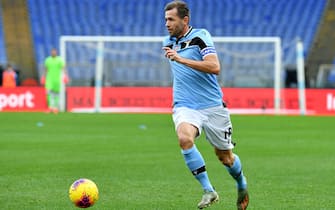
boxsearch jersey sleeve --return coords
[197,29,217,58]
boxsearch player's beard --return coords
[170,23,186,38]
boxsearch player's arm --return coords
[176,53,220,75]
[61,60,70,84]
[163,47,220,75]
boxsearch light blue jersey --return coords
[163,27,223,110]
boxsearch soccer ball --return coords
[69,178,99,208]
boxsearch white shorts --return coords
[172,106,235,150]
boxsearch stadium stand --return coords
[0,3,7,64]
[26,0,327,85]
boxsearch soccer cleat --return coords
[237,189,249,210]
[197,190,219,209]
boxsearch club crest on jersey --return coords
[180,40,191,49]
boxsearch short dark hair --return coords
[164,0,190,19]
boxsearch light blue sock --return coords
[182,145,214,192]
[225,154,247,190]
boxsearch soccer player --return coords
[43,48,66,113]
[163,1,249,209]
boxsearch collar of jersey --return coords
[169,26,193,43]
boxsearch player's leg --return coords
[177,123,218,209]
[215,149,249,210]
[52,91,60,113]
[47,90,55,110]
[178,122,215,192]
[202,106,248,209]
[53,91,60,113]
[215,149,247,190]
[173,107,218,209]
[45,82,52,112]
[45,81,59,113]
[46,90,52,111]
[50,82,61,113]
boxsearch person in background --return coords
[42,48,67,113]
[2,64,17,88]
[163,1,249,209]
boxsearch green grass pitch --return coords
[0,113,334,209]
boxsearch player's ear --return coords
[183,16,189,25]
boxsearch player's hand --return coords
[162,47,179,61]
[63,74,70,84]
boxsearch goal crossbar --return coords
[59,36,282,113]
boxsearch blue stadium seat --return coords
[27,0,327,84]
[0,4,7,64]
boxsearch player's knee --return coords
[215,149,234,167]
[177,133,194,149]
[221,156,234,167]
[176,123,197,150]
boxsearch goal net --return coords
[59,36,283,113]
[316,64,335,88]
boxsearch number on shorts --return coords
[224,127,232,143]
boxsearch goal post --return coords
[212,36,282,114]
[60,36,286,114]
[296,39,306,115]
